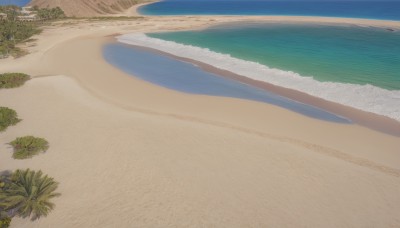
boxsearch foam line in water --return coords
[117,33,400,121]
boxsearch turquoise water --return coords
[148,24,400,90]
[117,23,400,120]
[139,0,400,21]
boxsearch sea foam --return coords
[117,33,400,122]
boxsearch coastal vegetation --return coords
[34,6,65,20]
[0,107,21,132]
[0,215,11,228]
[0,5,65,21]
[0,73,30,88]
[0,18,41,58]
[0,169,60,225]
[0,5,65,58]
[9,136,49,159]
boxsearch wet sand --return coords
[124,44,400,136]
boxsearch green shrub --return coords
[9,136,49,159]
[0,169,60,221]
[0,217,11,228]
[0,173,12,227]
[36,7,65,20]
[0,73,30,89]
[0,19,42,58]
[0,107,21,132]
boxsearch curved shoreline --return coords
[132,2,400,29]
[107,42,400,137]
[1,16,400,227]
[136,0,400,23]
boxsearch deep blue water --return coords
[0,0,30,6]
[103,43,350,123]
[139,0,400,21]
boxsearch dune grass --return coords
[9,136,49,160]
[0,107,21,132]
[0,73,30,89]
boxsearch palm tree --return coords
[0,169,61,221]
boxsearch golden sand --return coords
[1,16,400,227]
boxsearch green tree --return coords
[6,9,18,22]
[1,21,17,42]
[37,7,65,20]
[0,169,61,221]
[0,20,41,57]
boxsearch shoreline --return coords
[109,42,400,137]
[1,16,400,227]
[166,16,400,29]
[28,33,400,165]
[131,3,400,29]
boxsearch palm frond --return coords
[0,169,60,220]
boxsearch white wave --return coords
[117,33,400,121]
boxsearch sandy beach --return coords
[126,44,400,136]
[1,15,400,227]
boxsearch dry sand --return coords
[1,16,400,227]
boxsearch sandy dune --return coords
[29,0,153,17]
[1,16,400,227]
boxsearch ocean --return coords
[139,0,400,21]
[148,24,400,91]
[114,22,400,121]
[0,0,30,6]
[134,1,400,121]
